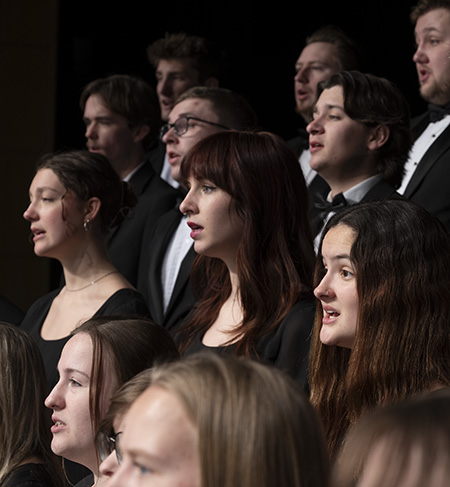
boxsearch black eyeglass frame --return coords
[97,431,123,463]
[160,116,230,140]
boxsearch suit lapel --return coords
[147,209,183,324]
[404,122,450,198]
[165,245,196,317]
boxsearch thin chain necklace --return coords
[64,270,119,292]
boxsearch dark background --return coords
[55,0,425,151]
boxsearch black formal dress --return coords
[181,298,316,389]
[20,288,149,392]
[3,464,55,487]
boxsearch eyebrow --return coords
[313,103,345,114]
[331,254,352,261]
[63,367,90,379]
[29,187,61,197]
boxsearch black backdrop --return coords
[55,0,425,151]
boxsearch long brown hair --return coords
[309,200,450,457]
[178,131,315,355]
[0,323,64,486]
[71,316,179,460]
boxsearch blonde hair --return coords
[150,353,330,487]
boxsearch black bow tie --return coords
[428,102,450,122]
[314,192,348,215]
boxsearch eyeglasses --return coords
[97,431,123,463]
[160,115,230,140]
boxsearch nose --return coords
[107,461,132,487]
[314,273,335,300]
[85,121,97,140]
[158,76,173,96]
[295,66,308,83]
[99,450,120,478]
[23,201,37,222]
[413,42,428,64]
[306,116,323,135]
[162,124,177,145]
[44,381,64,411]
[179,189,197,216]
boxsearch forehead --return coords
[157,58,199,76]
[84,94,122,119]
[124,385,197,458]
[322,224,356,257]
[415,8,450,36]
[316,85,344,107]
[58,333,93,372]
[169,97,217,122]
[297,41,340,67]
[30,168,64,191]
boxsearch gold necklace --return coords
[64,270,119,292]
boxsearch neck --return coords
[327,172,378,198]
[61,242,115,290]
[113,148,145,180]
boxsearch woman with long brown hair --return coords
[309,199,450,457]
[177,130,316,385]
[0,323,63,486]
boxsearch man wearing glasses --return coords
[137,86,257,332]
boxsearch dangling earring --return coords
[84,218,90,232]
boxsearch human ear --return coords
[204,77,219,88]
[132,124,150,144]
[367,125,390,151]
[84,197,102,222]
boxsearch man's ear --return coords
[133,124,151,144]
[204,77,219,88]
[367,125,390,151]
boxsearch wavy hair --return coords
[37,150,137,235]
[309,200,450,457]
[318,71,412,188]
[178,131,315,355]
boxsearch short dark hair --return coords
[80,74,161,149]
[410,0,450,23]
[318,70,412,188]
[37,150,137,234]
[305,25,360,71]
[175,86,258,130]
[146,32,223,82]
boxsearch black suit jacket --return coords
[147,139,166,177]
[107,160,180,287]
[403,112,450,233]
[137,206,196,332]
[361,179,404,202]
[312,179,403,240]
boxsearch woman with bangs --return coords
[177,130,316,386]
[309,199,450,459]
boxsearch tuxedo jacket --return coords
[107,160,180,287]
[137,206,197,332]
[147,139,166,177]
[311,179,403,239]
[403,111,450,233]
